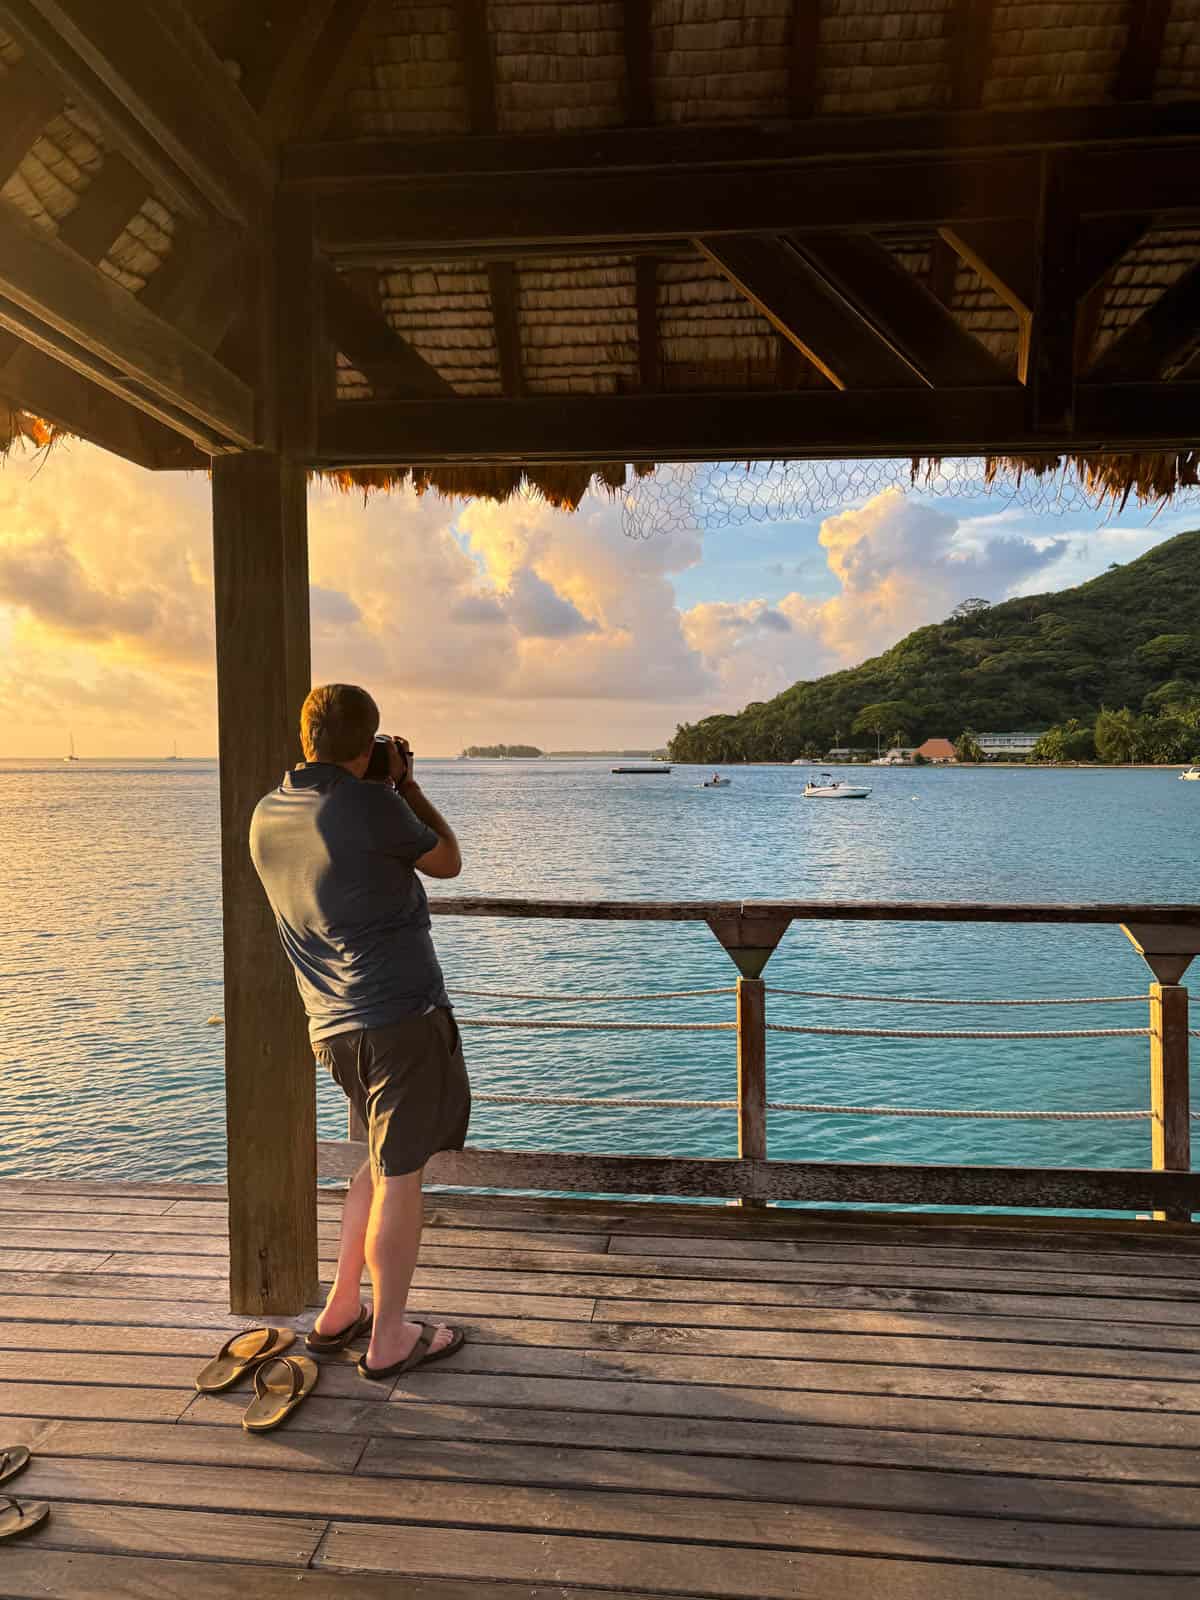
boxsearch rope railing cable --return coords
[764,987,1147,1006]
[764,1022,1148,1040]
[470,1092,1199,1119]
[450,986,735,1003]
[458,1016,735,1033]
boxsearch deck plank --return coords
[5,1313,1200,1380]
[192,1393,1200,1482]
[19,1456,1200,1572]
[313,1520,1200,1595]
[6,1179,1200,1597]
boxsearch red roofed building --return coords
[916,738,957,763]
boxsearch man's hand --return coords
[386,736,413,789]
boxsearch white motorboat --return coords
[702,776,732,787]
[1180,767,1200,781]
[803,773,871,799]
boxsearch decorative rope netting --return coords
[619,457,1200,540]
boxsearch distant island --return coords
[547,749,668,759]
[459,744,544,759]
[668,529,1200,766]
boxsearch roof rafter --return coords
[938,221,1035,380]
[455,0,497,134]
[0,54,61,182]
[1026,155,1078,431]
[0,0,271,225]
[948,0,996,109]
[623,0,653,125]
[1115,0,1170,101]
[697,236,924,390]
[789,0,821,116]
[487,261,524,398]
[0,202,255,448]
[635,255,660,391]
[1089,262,1200,382]
[315,382,1199,466]
[323,265,454,399]
[792,233,1008,387]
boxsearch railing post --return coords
[737,976,767,1207]
[1149,982,1191,1223]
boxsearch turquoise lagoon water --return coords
[1,756,1196,1189]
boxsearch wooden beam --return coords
[318,157,1037,262]
[788,0,821,116]
[0,57,61,182]
[939,220,1035,380]
[1089,262,1200,382]
[427,896,1200,925]
[285,0,374,140]
[455,0,497,134]
[1026,155,1077,429]
[948,0,995,109]
[0,0,271,224]
[212,452,315,1316]
[251,0,339,138]
[697,235,923,390]
[1115,0,1170,101]
[315,381,1199,466]
[635,255,659,391]
[0,350,207,468]
[1072,218,1148,374]
[793,233,1008,387]
[926,235,959,308]
[286,102,1200,190]
[622,0,653,126]
[0,203,255,445]
[487,261,524,398]
[323,265,454,399]
[318,1142,1200,1214]
[54,152,150,264]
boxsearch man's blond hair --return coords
[300,684,379,763]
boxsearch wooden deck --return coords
[2,1180,1200,1597]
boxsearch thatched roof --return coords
[0,3,1197,509]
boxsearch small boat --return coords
[702,776,732,788]
[64,733,80,763]
[1180,767,1200,781]
[803,772,871,799]
[612,765,671,774]
[166,741,180,761]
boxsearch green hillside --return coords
[668,528,1200,764]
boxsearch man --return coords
[250,682,468,1379]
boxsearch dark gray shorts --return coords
[315,1008,471,1178]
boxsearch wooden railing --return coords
[318,900,1198,1223]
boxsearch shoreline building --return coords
[976,732,1044,758]
[915,738,957,763]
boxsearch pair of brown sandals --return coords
[0,1445,47,1544]
[194,1308,463,1429]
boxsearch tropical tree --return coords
[954,730,986,763]
[1094,707,1142,764]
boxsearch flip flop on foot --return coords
[358,1323,465,1382]
[306,1304,372,1353]
[0,1497,48,1543]
[194,1326,296,1393]
[0,1448,29,1489]
[241,1355,319,1433]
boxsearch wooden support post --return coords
[213,452,316,1315]
[1149,983,1191,1223]
[736,976,767,1207]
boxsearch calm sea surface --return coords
[1,757,1196,1197]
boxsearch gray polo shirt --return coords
[250,762,449,1043]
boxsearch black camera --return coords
[365,734,410,783]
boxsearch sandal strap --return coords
[395,1323,437,1374]
[254,1355,305,1403]
[215,1326,273,1364]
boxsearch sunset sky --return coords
[1,438,1195,758]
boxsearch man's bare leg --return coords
[312,1160,372,1335]
[362,1168,454,1370]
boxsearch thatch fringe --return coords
[0,405,55,456]
[912,451,1200,512]
[318,460,632,510]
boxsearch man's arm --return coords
[401,780,462,878]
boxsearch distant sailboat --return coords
[166,741,180,761]
[64,733,80,762]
